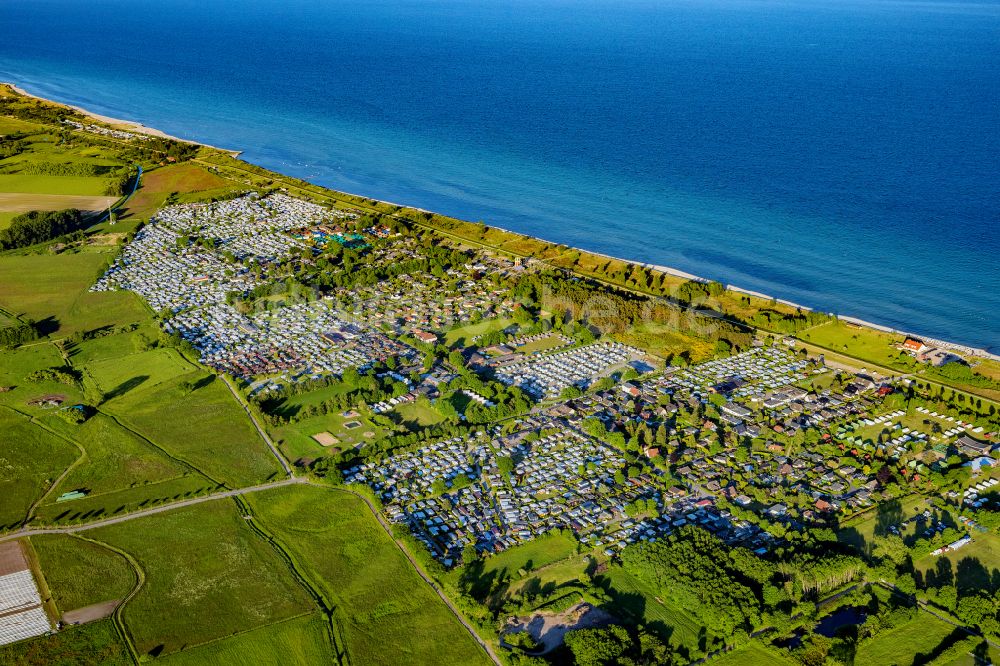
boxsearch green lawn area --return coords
[0,251,149,337]
[915,531,1000,589]
[89,499,315,657]
[36,412,206,510]
[444,317,513,347]
[248,484,492,666]
[105,375,283,487]
[159,612,333,665]
[837,494,930,555]
[799,320,905,367]
[517,334,567,354]
[602,565,704,653]
[272,410,386,461]
[0,407,79,529]
[0,619,131,666]
[85,348,195,398]
[481,530,580,578]
[31,534,136,614]
[709,640,799,666]
[0,174,110,196]
[854,611,958,666]
[394,399,445,428]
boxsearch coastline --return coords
[3,83,996,361]
[2,82,242,157]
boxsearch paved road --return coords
[0,477,305,543]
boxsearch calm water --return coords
[2,0,998,349]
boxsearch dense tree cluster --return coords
[0,208,85,250]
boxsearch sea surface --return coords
[2,0,998,349]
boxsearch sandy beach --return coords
[3,82,994,361]
[3,82,240,156]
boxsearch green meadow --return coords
[0,619,131,666]
[31,534,137,613]
[247,484,493,666]
[159,613,334,666]
[89,499,315,657]
[0,407,79,528]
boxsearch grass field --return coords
[159,612,334,665]
[0,174,110,196]
[518,334,567,354]
[86,348,195,397]
[837,494,930,555]
[444,317,513,347]
[39,411,204,502]
[709,640,799,666]
[393,399,445,428]
[481,530,580,578]
[0,407,79,529]
[602,565,704,653]
[33,475,212,525]
[0,619,131,666]
[247,484,493,666]
[914,531,1000,591]
[119,162,234,220]
[31,534,136,613]
[854,611,958,666]
[0,251,149,337]
[273,410,386,461]
[89,499,315,657]
[614,321,714,361]
[105,372,282,487]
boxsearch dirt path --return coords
[0,477,305,544]
[62,599,119,625]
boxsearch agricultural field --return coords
[118,162,234,221]
[0,174,110,196]
[32,412,207,515]
[247,484,493,666]
[89,499,315,658]
[159,612,334,666]
[31,534,136,614]
[105,376,283,487]
[0,407,79,528]
[0,251,149,337]
[0,192,117,215]
[853,611,959,666]
[0,619,131,666]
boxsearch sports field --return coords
[247,484,493,666]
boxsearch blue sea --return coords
[2,0,998,349]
